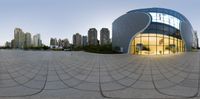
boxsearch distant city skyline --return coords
[12,28,42,48]
[0,0,199,46]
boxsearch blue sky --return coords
[0,0,199,46]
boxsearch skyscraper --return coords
[73,35,76,46]
[88,28,97,46]
[50,38,58,48]
[25,32,32,48]
[11,39,15,48]
[62,38,70,48]
[73,33,82,47]
[82,36,88,47]
[33,34,42,47]
[194,31,199,48]
[14,28,25,48]
[58,39,62,47]
[100,28,110,45]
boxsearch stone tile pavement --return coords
[0,50,199,99]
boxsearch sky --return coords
[0,0,199,46]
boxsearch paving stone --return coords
[0,50,199,99]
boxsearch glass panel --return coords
[174,38,178,53]
[164,45,170,54]
[157,34,163,38]
[135,33,141,38]
[157,45,163,55]
[149,12,180,29]
[130,46,135,54]
[149,34,157,37]
[135,37,140,45]
[141,34,149,37]
[149,36,157,45]
[170,36,174,45]
[149,46,157,55]
[141,37,148,46]
[164,37,169,45]
[131,39,135,46]
[164,35,169,38]
[149,29,157,33]
[157,37,164,55]
[130,32,184,55]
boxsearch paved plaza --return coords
[0,50,199,99]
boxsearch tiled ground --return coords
[0,50,199,99]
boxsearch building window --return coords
[149,12,181,29]
[130,22,184,55]
[131,33,185,55]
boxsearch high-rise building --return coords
[82,36,88,47]
[100,28,110,45]
[13,28,43,49]
[88,28,98,46]
[50,38,58,48]
[11,39,15,48]
[62,38,70,48]
[58,39,62,47]
[73,33,82,47]
[50,38,69,49]
[33,34,42,47]
[14,28,25,48]
[25,32,32,48]
[73,35,76,46]
[194,31,199,48]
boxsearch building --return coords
[82,36,88,47]
[24,32,32,48]
[11,39,15,48]
[14,28,25,48]
[58,39,62,48]
[50,38,58,48]
[62,38,70,48]
[73,35,76,46]
[88,28,98,46]
[73,33,82,47]
[50,38,70,49]
[13,28,43,49]
[194,31,199,48]
[100,28,110,45]
[33,34,42,47]
[112,7,198,55]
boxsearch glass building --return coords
[112,8,198,55]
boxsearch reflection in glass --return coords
[149,12,180,29]
[130,12,184,55]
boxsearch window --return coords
[130,33,184,55]
[149,12,180,29]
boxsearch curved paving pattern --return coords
[0,50,199,98]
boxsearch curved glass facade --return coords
[149,12,180,29]
[130,22,185,55]
[113,8,195,54]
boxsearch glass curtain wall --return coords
[130,12,185,55]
